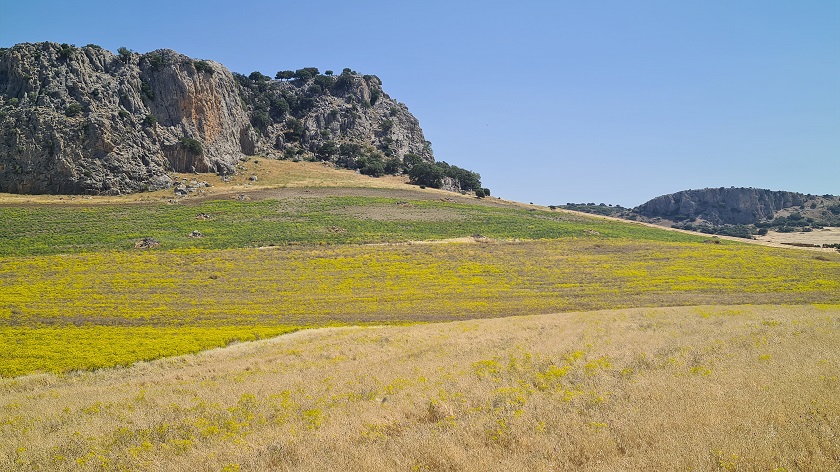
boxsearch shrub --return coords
[284,118,304,142]
[194,60,214,74]
[180,136,203,155]
[143,114,157,127]
[482,188,490,196]
[475,189,486,198]
[57,43,75,60]
[339,143,363,159]
[380,119,394,133]
[334,74,354,91]
[65,103,83,117]
[251,110,271,131]
[147,53,164,71]
[270,96,289,119]
[408,162,445,188]
[140,80,154,100]
[316,141,338,160]
[117,47,132,64]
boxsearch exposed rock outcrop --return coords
[0,42,434,195]
[634,187,823,225]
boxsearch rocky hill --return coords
[631,187,840,237]
[634,188,816,225]
[0,42,434,195]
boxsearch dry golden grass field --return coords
[2,305,838,471]
[1,160,839,470]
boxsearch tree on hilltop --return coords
[275,70,294,81]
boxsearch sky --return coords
[1,1,838,206]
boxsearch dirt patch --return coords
[755,227,840,247]
[329,203,465,222]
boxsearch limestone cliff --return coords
[0,42,433,195]
[634,187,833,225]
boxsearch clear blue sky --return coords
[2,1,838,206]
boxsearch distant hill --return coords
[629,187,840,238]
[633,188,833,224]
[0,42,443,195]
[555,188,840,240]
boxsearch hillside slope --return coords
[0,42,432,195]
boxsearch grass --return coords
[0,325,299,378]
[1,304,837,470]
[0,195,705,257]
[1,161,838,469]
[1,238,837,376]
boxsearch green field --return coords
[0,195,703,257]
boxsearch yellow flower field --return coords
[1,238,838,376]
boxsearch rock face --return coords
[0,43,434,195]
[634,188,811,225]
[232,70,433,167]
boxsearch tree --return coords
[249,71,270,82]
[402,153,424,170]
[384,157,402,174]
[408,162,444,188]
[325,70,334,76]
[294,67,319,81]
[357,156,385,177]
[284,118,304,142]
[316,141,338,160]
[339,143,363,159]
[251,110,271,131]
[475,189,485,198]
[269,96,290,120]
[275,70,294,81]
[314,74,336,91]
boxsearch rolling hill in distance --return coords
[0,42,838,471]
